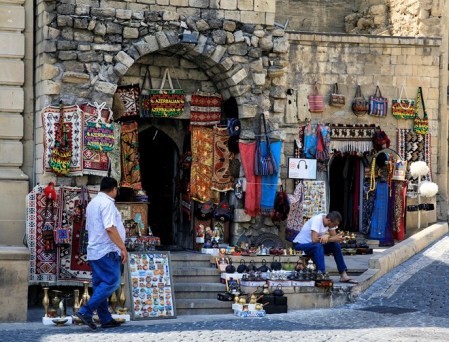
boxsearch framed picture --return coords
[287,158,317,180]
[127,251,176,320]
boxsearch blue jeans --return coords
[79,252,121,324]
[293,242,347,274]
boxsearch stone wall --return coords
[0,0,29,246]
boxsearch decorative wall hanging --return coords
[190,91,222,126]
[391,85,416,119]
[120,121,142,190]
[26,185,58,284]
[149,68,185,117]
[211,126,234,192]
[42,104,83,176]
[190,126,217,203]
[57,186,94,284]
[397,128,432,182]
[114,84,141,120]
[307,82,324,113]
[351,85,370,116]
[368,85,388,117]
[82,111,109,177]
[83,102,115,152]
[329,124,376,153]
[329,83,345,107]
[413,87,429,135]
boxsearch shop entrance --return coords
[139,127,181,248]
[328,153,365,232]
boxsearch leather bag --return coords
[352,85,369,116]
[329,83,345,107]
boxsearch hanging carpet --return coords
[190,92,222,126]
[120,121,142,190]
[81,110,109,176]
[57,186,94,284]
[211,126,234,192]
[26,185,58,284]
[329,124,376,153]
[190,126,217,203]
[397,129,432,182]
[42,105,83,176]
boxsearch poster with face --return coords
[127,252,176,320]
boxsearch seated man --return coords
[292,211,357,284]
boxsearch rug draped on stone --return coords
[81,111,109,176]
[42,105,83,176]
[120,121,142,190]
[211,126,234,192]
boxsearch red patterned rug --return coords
[57,187,94,284]
[26,185,58,284]
[211,126,234,192]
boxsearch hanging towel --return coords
[303,123,317,158]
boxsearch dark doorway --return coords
[139,127,179,246]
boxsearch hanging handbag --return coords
[114,83,141,120]
[149,67,185,117]
[49,101,72,176]
[271,185,290,222]
[214,199,234,222]
[329,83,345,107]
[368,85,388,117]
[392,84,416,119]
[307,82,324,113]
[139,66,153,119]
[254,113,277,176]
[414,87,429,135]
[351,85,370,116]
[195,200,216,220]
[84,102,115,152]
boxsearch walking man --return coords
[292,211,358,284]
[76,177,128,329]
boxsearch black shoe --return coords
[101,318,122,329]
[75,312,97,330]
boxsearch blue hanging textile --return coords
[303,123,317,158]
[369,181,388,240]
[260,140,283,214]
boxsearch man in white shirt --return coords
[76,177,128,329]
[292,211,357,283]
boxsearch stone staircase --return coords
[170,252,232,315]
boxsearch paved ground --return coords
[3,235,449,341]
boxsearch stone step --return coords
[175,298,233,316]
[174,282,226,299]
[172,266,220,284]
[170,252,216,268]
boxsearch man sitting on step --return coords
[292,211,358,284]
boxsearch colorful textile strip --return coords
[190,92,222,126]
[329,124,376,153]
[211,126,234,192]
[239,141,261,217]
[120,121,142,190]
[42,105,83,176]
[26,185,58,284]
[392,180,407,241]
[57,186,94,284]
[397,128,432,182]
[109,122,122,183]
[190,126,218,202]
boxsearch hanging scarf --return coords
[239,141,261,217]
[303,123,317,158]
[260,141,283,215]
[316,124,330,162]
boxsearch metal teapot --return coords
[262,284,270,295]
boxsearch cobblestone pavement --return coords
[2,235,449,342]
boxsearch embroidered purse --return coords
[329,83,345,107]
[254,113,277,176]
[351,85,369,116]
[392,85,416,119]
[84,102,115,152]
[149,67,185,117]
[414,87,429,135]
[307,82,325,113]
[368,85,388,117]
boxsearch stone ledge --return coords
[0,246,29,260]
